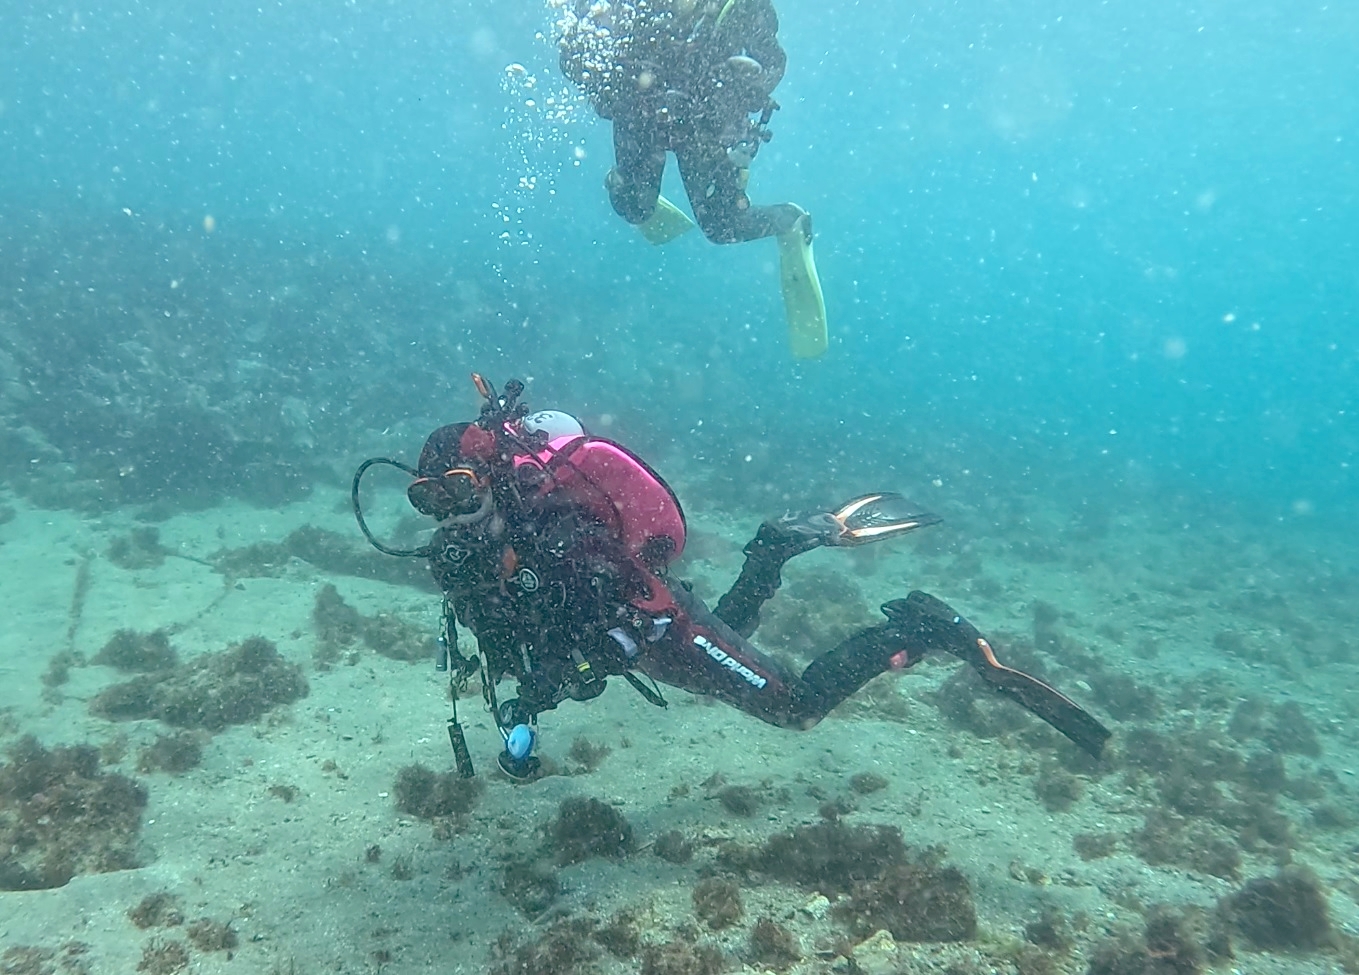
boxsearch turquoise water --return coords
[5,0,1355,519]
[2,1,1358,972]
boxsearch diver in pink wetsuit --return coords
[354,375,1109,779]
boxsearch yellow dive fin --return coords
[777,210,828,359]
[638,195,696,245]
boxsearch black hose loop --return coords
[352,457,432,558]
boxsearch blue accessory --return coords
[506,724,536,760]
[607,627,640,658]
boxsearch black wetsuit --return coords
[559,0,804,243]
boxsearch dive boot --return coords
[776,208,827,359]
[714,494,940,637]
[884,592,1111,758]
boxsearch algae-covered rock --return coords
[93,629,178,672]
[0,736,146,890]
[1225,866,1333,950]
[724,821,977,944]
[90,636,307,731]
[851,929,898,975]
[546,796,634,865]
[392,763,482,820]
[313,584,431,667]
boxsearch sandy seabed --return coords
[1,481,1357,975]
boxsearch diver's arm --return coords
[740,0,786,97]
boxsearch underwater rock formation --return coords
[0,736,147,890]
[723,821,977,943]
[89,636,307,731]
[311,584,430,667]
[0,214,581,515]
[546,796,635,865]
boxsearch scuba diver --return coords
[556,0,829,358]
[354,376,1111,780]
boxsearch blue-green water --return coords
[3,2,1359,972]
[4,0,1355,520]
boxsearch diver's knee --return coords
[606,173,657,225]
[693,212,739,244]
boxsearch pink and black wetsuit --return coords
[420,422,912,729]
[418,420,1109,757]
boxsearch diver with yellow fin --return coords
[559,0,827,358]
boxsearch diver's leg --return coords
[607,115,666,225]
[645,577,925,728]
[674,133,801,243]
[884,592,1112,757]
[796,619,926,716]
[640,580,818,728]
[713,521,821,637]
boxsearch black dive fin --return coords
[886,591,1111,758]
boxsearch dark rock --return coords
[546,796,633,865]
[1224,866,1332,950]
[692,877,743,930]
[90,636,307,731]
[392,763,481,820]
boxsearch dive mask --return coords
[407,467,486,520]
